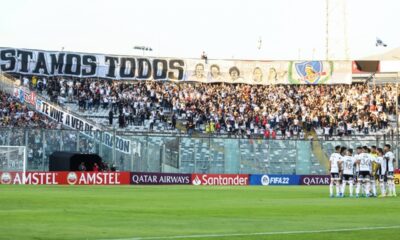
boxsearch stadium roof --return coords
[362,47,400,60]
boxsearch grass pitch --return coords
[0,185,399,240]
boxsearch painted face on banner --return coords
[229,67,240,81]
[210,65,220,78]
[195,64,205,78]
[268,68,278,83]
[231,70,238,80]
[253,67,263,83]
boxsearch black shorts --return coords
[331,173,340,180]
[358,171,371,180]
[387,171,394,179]
[342,174,354,181]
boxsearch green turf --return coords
[0,185,399,240]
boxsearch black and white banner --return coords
[0,47,185,80]
[13,86,136,155]
[0,47,352,84]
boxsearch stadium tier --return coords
[40,80,398,137]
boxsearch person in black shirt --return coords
[78,162,86,171]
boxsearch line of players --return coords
[329,144,397,198]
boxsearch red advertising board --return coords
[0,172,131,185]
[191,174,249,186]
[130,172,191,185]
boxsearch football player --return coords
[375,148,387,197]
[341,149,356,197]
[355,146,372,197]
[329,145,342,197]
[384,144,397,197]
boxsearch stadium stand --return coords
[1,72,398,174]
[22,76,399,139]
[0,90,59,129]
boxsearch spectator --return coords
[0,90,58,129]
[108,110,113,125]
[93,163,99,172]
[78,162,86,171]
[24,76,399,139]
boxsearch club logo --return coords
[67,172,78,185]
[261,175,270,186]
[192,175,202,186]
[295,61,326,84]
[0,172,12,184]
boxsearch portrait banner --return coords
[1,47,351,84]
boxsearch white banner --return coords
[1,47,352,84]
[13,87,136,155]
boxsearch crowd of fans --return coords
[0,90,59,129]
[0,80,130,172]
[20,76,400,139]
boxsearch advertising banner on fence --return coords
[395,174,400,185]
[130,172,191,185]
[300,175,330,185]
[249,174,300,186]
[191,174,249,186]
[0,171,131,185]
[0,47,352,84]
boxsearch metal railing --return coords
[0,127,397,174]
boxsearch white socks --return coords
[349,182,354,196]
[341,181,354,197]
[356,182,361,196]
[365,181,371,196]
[388,180,397,196]
[380,181,386,196]
[371,180,377,196]
[336,183,340,196]
[341,181,346,195]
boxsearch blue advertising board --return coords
[249,174,301,186]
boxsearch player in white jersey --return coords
[341,149,356,197]
[355,146,372,197]
[369,146,378,197]
[354,147,364,196]
[376,148,387,197]
[384,144,397,197]
[329,145,342,197]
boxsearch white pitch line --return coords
[104,225,400,240]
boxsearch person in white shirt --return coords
[375,148,387,197]
[384,144,397,197]
[329,145,342,197]
[355,146,373,197]
[23,77,29,87]
[353,148,361,190]
[341,149,356,197]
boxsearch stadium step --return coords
[308,129,329,171]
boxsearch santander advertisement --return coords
[0,172,130,185]
[191,174,249,186]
